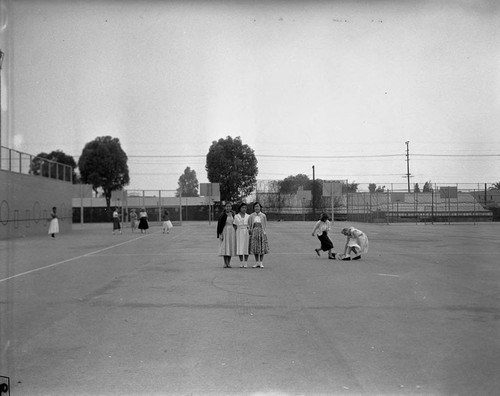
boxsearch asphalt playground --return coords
[0,220,499,395]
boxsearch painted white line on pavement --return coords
[376,273,400,277]
[0,234,149,283]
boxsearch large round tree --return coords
[30,149,78,183]
[78,136,130,211]
[205,136,258,202]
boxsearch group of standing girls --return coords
[217,201,269,268]
[312,212,369,261]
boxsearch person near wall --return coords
[48,206,59,238]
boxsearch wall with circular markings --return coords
[0,171,74,239]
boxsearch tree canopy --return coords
[205,136,258,202]
[278,174,311,195]
[78,136,129,210]
[30,150,78,183]
[176,167,199,197]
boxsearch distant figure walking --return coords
[248,202,269,268]
[312,212,335,259]
[162,210,173,234]
[340,227,369,260]
[129,209,138,232]
[217,202,237,268]
[234,202,250,267]
[48,206,59,238]
[138,208,149,233]
[112,207,122,234]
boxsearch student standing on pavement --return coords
[138,208,149,233]
[129,209,138,232]
[112,207,122,234]
[48,206,59,238]
[312,212,335,259]
[234,202,250,267]
[248,202,269,268]
[217,202,237,268]
[162,210,173,234]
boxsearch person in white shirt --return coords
[234,202,250,267]
[311,212,335,259]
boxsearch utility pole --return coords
[0,50,4,164]
[405,141,411,193]
[312,165,315,217]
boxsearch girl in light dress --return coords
[234,202,250,267]
[129,209,138,232]
[248,202,269,268]
[162,210,173,234]
[217,202,237,268]
[340,227,369,260]
[311,212,335,259]
[48,206,59,238]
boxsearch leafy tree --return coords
[176,166,199,197]
[414,183,421,193]
[376,185,386,193]
[30,150,78,183]
[423,181,433,192]
[343,182,359,193]
[489,182,500,190]
[205,136,258,202]
[78,136,130,211]
[279,174,312,195]
[368,183,377,193]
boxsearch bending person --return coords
[340,227,369,260]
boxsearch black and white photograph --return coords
[1,0,499,394]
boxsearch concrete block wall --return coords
[0,170,73,239]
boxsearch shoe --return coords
[243,263,248,268]
[352,255,361,260]
[342,257,351,261]
[315,249,320,256]
[328,254,336,260]
[252,264,261,268]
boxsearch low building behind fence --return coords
[73,182,498,224]
[254,181,497,223]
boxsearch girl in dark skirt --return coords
[138,208,149,233]
[311,212,335,259]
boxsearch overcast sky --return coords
[1,0,499,192]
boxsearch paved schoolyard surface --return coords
[0,221,499,395]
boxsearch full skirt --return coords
[219,225,236,256]
[48,218,59,235]
[318,231,334,251]
[138,218,149,230]
[235,228,249,255]
[249,224,269,255]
